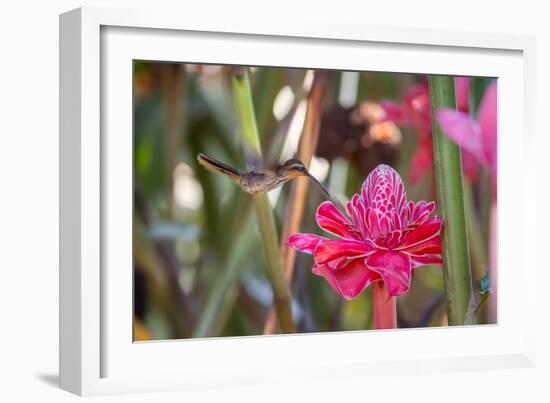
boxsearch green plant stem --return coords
[232,68,295,333]
[233,68,262,163]
[428,75,473,326]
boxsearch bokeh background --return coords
[133,62,494,340]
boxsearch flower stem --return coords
[372,282,397,329]
[428,75,473,326]
[232,68,295,333]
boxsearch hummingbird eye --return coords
[284,159,306,173]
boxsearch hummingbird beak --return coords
[305,172,332,200]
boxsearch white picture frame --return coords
[59,6,537,396]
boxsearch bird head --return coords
[277,159,308,179]
[277,158,332,201]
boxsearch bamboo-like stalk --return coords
[428,76,473,325]
[232,68,295,333]
[263,71,329,334]
[372,282,397,329]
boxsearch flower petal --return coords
[397,217,442,251]
[385,230,403,249]
[365,251,412,296]
[478,81,497,177]
[347,194,367,238]
[366,208,381,239]
[313,260,380,300]
[361,164,407,213]
[380,100,408,124]
[461,148,479,182]
[410,200,436,225]
[401,234,441,256]
[316,201,357,239]
[287,233,326,254]
[409,140,433,184]
[403,200,415,225]
[455,77,470,113]
[435,108,485,163]
[403,84,432,140]
[314,239,376,268]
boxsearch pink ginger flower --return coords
[287,164,443,299]
[435,81,497,194]
[381,78,477,184]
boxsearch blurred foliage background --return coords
[133,62,492,340]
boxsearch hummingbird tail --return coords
[197,153,243,183]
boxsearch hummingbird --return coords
[197,153,332,199]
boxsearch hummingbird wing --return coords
[197,153,243,185]
[265,104,298,168]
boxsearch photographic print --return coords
[133,62,496,341]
